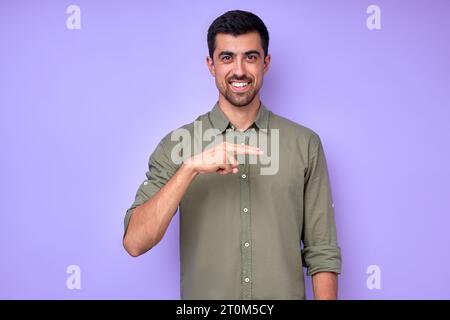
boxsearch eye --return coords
[247,55,258,62]
[221,55,232,62]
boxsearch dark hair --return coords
[207,10,269,59]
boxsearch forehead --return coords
[214,32,263,54]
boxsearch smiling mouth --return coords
[228,80,251,92]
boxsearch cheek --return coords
[214,73,228,90]
[251,67,265,83]
[248,65,261,77]
[214,69,228,83]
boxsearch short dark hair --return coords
[207,10,269,59]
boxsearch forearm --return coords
[123,163,198,256]
[312,272,338,300]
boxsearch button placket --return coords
[240,135,252,299]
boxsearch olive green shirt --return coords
[124,102,341,300]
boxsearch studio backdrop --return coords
[1,0,449,299]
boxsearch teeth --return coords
[231,82,248,87]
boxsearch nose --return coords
[233,56,247,78]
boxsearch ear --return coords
[263,54,271,74]
[206,56,216,77]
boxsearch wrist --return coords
[180,162,199,177]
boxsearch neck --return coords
[218,95,261,132]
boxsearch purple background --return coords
[1,0,449,299]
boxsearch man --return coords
[123,10,341,300]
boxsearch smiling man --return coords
[123,10,342,300]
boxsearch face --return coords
[206,32,271,107]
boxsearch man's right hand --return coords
[183,142,264,175]
[124,142,263,257]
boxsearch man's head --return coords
[206,10,271,107]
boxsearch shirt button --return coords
[244,242,250,247]
[243,207,248,213]
[244,278,250,283]
[241,174,246,179]
[143,181,148,186]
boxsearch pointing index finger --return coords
[225,143,264,155]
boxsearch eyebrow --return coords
[218,50,261,57]
[244,50,261,56]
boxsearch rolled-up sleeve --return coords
[124,138,178,234]
[301,134,342,276]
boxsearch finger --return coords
[224,142,259,151]
[210,147,226,165]
[216,168,227,175]
[225,149,238,166]
[218,163,233,174]
[235,148,264,155]
[225,143,263,155]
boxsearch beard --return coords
[223,86,258,107]
[218,77,261,107]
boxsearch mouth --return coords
[228,80,251,93]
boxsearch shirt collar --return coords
[208,101,270,133]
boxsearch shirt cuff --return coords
[301,245,342,276]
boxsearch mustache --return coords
[227,75,252,82]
